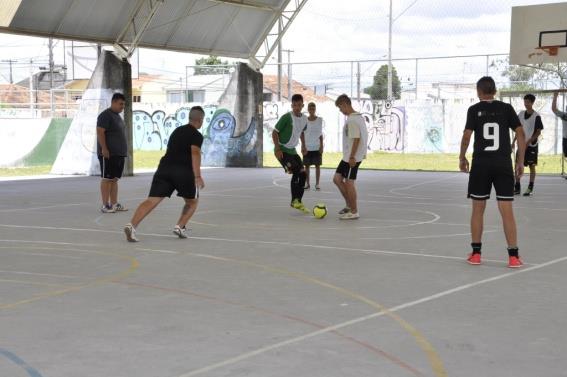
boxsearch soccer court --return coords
[1,168,566,377]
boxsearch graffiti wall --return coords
[132,63,262,168]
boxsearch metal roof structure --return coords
[0,0,308,68]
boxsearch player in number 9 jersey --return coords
[459,76,526,268]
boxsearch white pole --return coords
[387,0,393,101]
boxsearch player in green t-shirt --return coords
[272,94,309,213]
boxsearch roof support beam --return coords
[207,0,275,12]
[114,0,164,59]
[249,0,309,69]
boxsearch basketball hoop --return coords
[529,45,560,58]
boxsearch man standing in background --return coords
[97,93,128,213]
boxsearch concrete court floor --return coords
[1,168,567,377]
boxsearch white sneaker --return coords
[124,223,138,242]
[340,212,360,220]
[112,203,128,211]
[338,207,351,215]
[173,225,189,239]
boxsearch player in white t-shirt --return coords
[333,94,368,220]
[302,102,324,190]
[512,94,543,197]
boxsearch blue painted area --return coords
[0,348,44,377]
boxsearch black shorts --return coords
[336,160,362,180]
[278,152,303,174]
[98,156,125,180]
[522,146,538,166]
[148,167,197,199]
[563,138,567,158]
[303,151,322,166]
[468,160,514,201]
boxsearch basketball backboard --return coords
[510,2,567,65]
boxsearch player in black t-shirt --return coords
[124,106,206,242]
[459,76,526,268]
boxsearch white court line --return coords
[0,203,83,213]
[174,254,567,377]
[0,224,507,264]
[360,230,498,241]
[0,239,97,247]
[388,174,460,196]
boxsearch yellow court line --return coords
[0,251,139,311]
[140,248,447,377]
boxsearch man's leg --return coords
[109,179,119,205]
[176,198,198,228]
[315,164,321,186]
[333,173,348,205]
[529,164,536,184]
[100,179,112,206]
[471,199,487,243]
[497,200,518,248]
[344,180,358,213]
[130,197,164,228]
[304,164,310,188]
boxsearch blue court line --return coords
[0,348,44,377]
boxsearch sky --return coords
[0,0,566,89]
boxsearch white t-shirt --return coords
[342,112,368,162]
[518,110,543,146]
[304,117,323,151]
[554,109,567,138]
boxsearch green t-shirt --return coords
[274,112,307,154]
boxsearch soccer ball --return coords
[312,203,327,219]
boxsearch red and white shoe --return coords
[467,253,482,265]
[508,256,523,268]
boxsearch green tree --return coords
[364,64,401,100]
[498,58,567,91]
[194,55,230,75]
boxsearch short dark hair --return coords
[291,94,303,103]
[111,92,126,102]
[189,106,205,121]
[335,94,351,106]
[524,94,536,103]
[476,76,497,95]
[307,102,316,108]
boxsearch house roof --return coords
[263,74,330,102]
[0,83,67,106]
[0,0,292,61]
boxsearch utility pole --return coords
[277,19,282,101]
[283,49,293,100]
[387,0,393,101]
[49,37,55,116]
[1,59,15,83]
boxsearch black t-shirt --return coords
[97,108,128,157]
[465,100,520,162]
[159,124,203,169]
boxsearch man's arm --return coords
[459,129,473,173]
[319,135,324,153]
[515,126,526,178]
[191,145,204,189]
[349,138,360,167]
[300,132,307,156]
[272,130,283,160]
[96,127,110,159]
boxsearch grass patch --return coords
[263,152,566,174]
[1,151,564,176]
[0,165,52,176]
